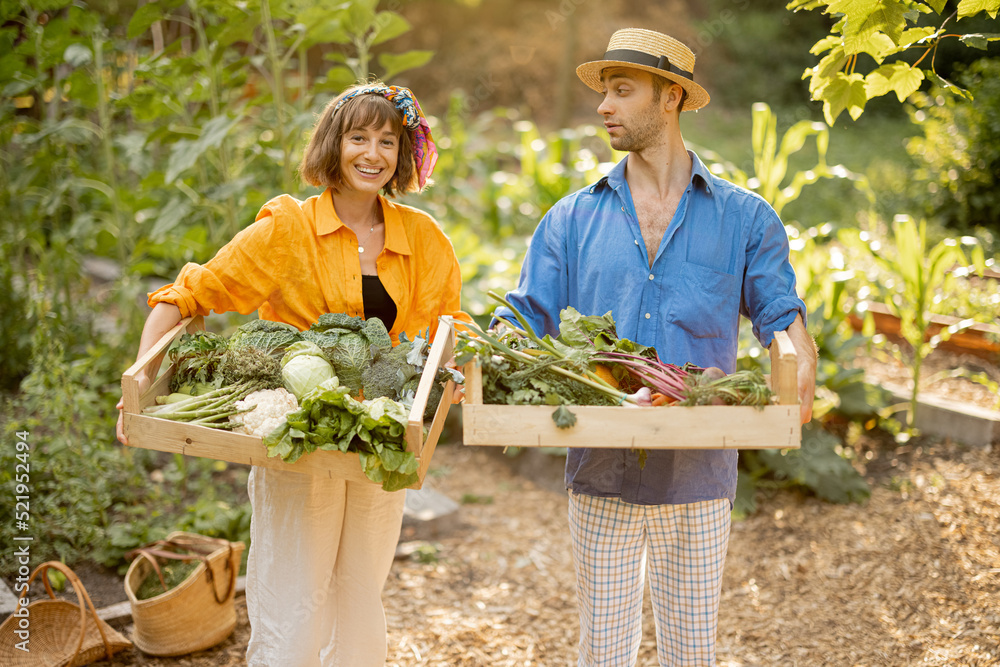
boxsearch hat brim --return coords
[576,60,710,111]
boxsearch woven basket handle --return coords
[18,561,117,664]
[126,538,237,604]
[164,534,239,604]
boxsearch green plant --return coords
[736,423,871,518]
[845,215,986,434]
[0,257,33,390]
[0,299,146,573]
[789,0,1000,124]
[693,102,871,220]
[905,58,1000,244]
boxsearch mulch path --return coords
[91,433,998,667]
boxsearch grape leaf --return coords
[818,72,868,124]
[960,32,1000,49]
[865,61,925,102]
[828,0,908,51]
[957,0,1000,20]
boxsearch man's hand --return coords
[784,314,817,424]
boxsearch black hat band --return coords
[601,48,694,81]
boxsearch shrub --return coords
[906,58,1000,251]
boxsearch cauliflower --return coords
[231,388,299,437]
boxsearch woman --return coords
[116,82,471,666]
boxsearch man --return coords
[494,28,817,666]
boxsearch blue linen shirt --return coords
[495,151,806,506]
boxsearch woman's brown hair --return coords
[299,84,419,197]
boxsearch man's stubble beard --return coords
[608,98,664,153]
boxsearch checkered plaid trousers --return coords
[568,493,731,667]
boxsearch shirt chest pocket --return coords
[666,261,740,339]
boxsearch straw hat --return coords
[576,28,710,111]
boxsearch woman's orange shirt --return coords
[148,189,472,342]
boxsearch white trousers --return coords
[569,493,731,667]
[245,466,406,667]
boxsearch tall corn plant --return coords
[846,215,985,434]
[695,102,871,219]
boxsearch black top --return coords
[362,274,397,330]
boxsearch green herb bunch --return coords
[168,331,229,394]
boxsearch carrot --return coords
[592,363,620,389]
[650,392,672,407]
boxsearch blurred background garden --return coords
[1,0,998,583]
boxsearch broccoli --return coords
[219,347,284,391]
[362,341,420,401]
[228,319,302,358]
[400,368,448,422]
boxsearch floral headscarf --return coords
[333,84,438,189]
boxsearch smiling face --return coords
[597,67,681,152]
[299,88,419,196]
[338,121,400,196]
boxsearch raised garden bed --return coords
[849,300,1000,361]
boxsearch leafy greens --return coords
[168,331,229,394]
[262,378,418,492]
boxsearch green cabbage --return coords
[229,319,302,358]
[322,318,392,397]
[280,341,334,399]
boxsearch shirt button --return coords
[634,239,639,245]
[645,313,651,319]
[621,206,625,212]
[648,274,654,280]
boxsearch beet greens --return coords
[456,291,773,410]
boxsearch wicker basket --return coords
[0,561,132,666]
[124,532,244,657]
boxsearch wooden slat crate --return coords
[462,330,801,450]
[121,317,456,489]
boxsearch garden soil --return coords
[88,429,998,667]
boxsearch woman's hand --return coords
[445,358,465,404]
[116,303,185,445]
[116,372,151,446]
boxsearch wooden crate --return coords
[462,330,800,450]
[121,317,456,489]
